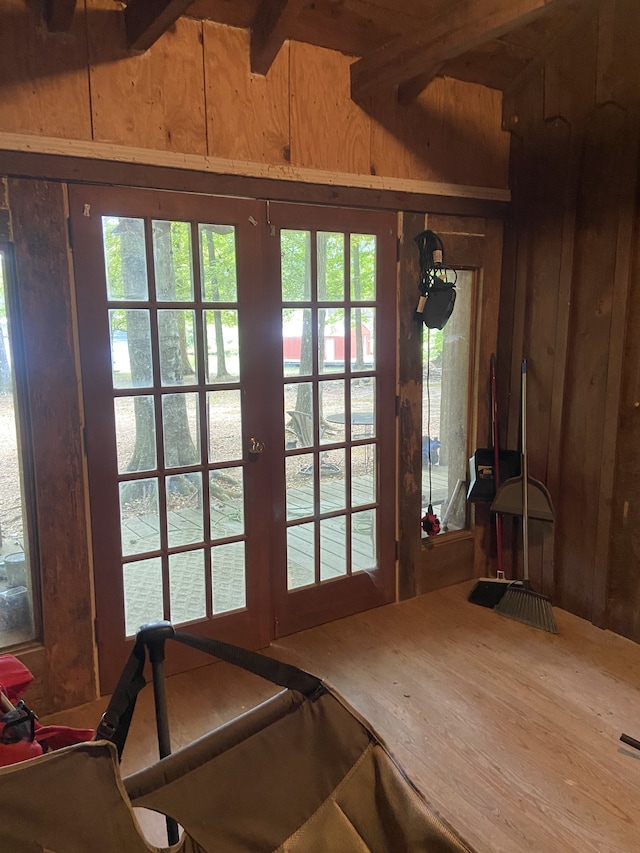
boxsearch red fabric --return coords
[34,724,95,752]
[0,654,94,767]
[0,654,34,703]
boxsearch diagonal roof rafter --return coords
[350,0,571,105]
[125,0,195,52]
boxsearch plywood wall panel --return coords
[0,0,91,140]
[289,43,370,174]
[370,78,510,189]
[88,0,206,154]
[204,22,289,164]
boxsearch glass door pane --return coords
[0,250,36,648]
[421,269,473,533]
[270,205,397,637]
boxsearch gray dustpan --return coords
[491,474,554,521]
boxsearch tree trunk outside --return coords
[120,220,198,494]
[352,242,365,370]
[296,231,313,415]
[205,227,230,380]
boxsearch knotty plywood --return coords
[289,42,370,174]
[203,21,289,164]
[0,0,91,140]
[370,77,510,189]
[88,0,207,154]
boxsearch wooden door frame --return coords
[397,213,504,599]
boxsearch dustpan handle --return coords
[521,360,529,582]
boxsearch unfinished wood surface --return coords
[370,78,510,189]
[608,159,640,641]
[45,584,640,852]
[44,0,77,32]
[88,0,207,154]
[557,103,630,621]
[289,43,370,174]
[0,0,511,191]
[350,0,570,102]
[0,0,91,139]
[595,0,640,107]
[204,21,289,164]
[8,179,95,714]
[397,211,427,600]
[499,0,640,639]
[125,0,195,51]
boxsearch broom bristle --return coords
[494,586,558,634]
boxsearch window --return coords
[0,248,37,648]
[421,269,474,534]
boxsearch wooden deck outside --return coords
[121,467,453,632]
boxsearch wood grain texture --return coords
[607,148,640,641]
[204,20,289,164]
[289,43,370,174]
[45,583,640,852]
[556,103,630,620]
[88,0,207,154]
[370,77,510,189]
[397,211,427,600]
[8,178,95,714]
[0,0,91,139]
[350,0,570,101]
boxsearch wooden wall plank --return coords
[7,178,95,713]
[397,211,426,600]
[596,0,640,106]
[556,103,630,620]
[594,108,640,630]
[370,77,510,190]
[203,21,289,164]
[0,0,91,139]
[607,149,640,640]
[289,43,370,174]
[88,0,207,154]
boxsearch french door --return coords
[265,203,396,636]
[70,187,396,692]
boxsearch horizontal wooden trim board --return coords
[0,132,511,208]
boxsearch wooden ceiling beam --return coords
[250,0,304,75]
[351,0,570,104]
[125,0,195,52]
[44,0,77,32]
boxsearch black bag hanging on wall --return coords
[413,230,457,330]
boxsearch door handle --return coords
[249,437,265,454]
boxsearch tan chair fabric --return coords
[0,687,473,853]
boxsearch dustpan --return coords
[490,361,554,523]
[490,475,554,521]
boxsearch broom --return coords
[494,361,558,634]
[468,354,520,608]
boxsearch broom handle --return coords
[490,355,504,578]
[522,360,529,582]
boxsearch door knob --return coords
[249,437,265,454]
